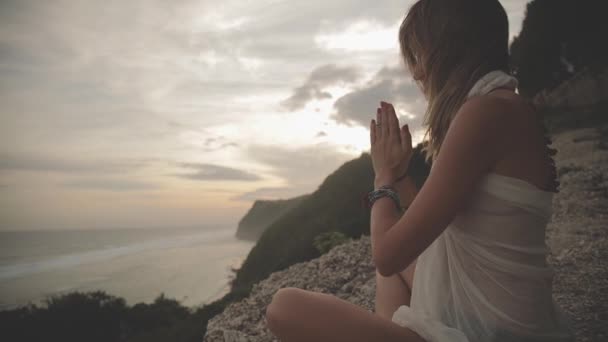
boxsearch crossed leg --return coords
[264,261,422,342]
[264,287,425,342]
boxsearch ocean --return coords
[0,226,255,311]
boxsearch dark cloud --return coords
[0,154,146,174]
[201,135,240,152]
[170,79,289,100]
[331,64,426,127]
[63,178,160,192]
[174,163,263,181]
[281,64,361,111]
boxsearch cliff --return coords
[533,67,608,108]
[235,195,310,241]
[204,119,608,341]
[229,144,432,299]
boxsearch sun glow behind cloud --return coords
[315,19,400,52]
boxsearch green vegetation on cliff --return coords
[1,291,205,342]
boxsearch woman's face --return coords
[410,62,428,99]
[406,47,428,99]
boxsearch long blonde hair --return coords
[399,0,511,164]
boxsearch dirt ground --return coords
[547,123,608,341]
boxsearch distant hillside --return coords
[229,142,432,295]
[235,194,311,241]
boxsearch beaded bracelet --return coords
[362,185,405,212]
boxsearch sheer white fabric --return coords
[390,70,575,342]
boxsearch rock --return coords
[204,237,375,342]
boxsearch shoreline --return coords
[0,228,254,311]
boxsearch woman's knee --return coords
[265,287,303,331]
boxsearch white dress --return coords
[390,71,575,342]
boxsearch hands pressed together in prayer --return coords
[370,101,413,189]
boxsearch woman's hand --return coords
[370,101,413,188]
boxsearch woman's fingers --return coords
[388,103,400,140]
[374,102,403,145]
[381,103,389,137]
[370,119,376,145]
[381,101,400,141]
[401,124,411,151]
[376,107,382,139]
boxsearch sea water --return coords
[0,226,255,310]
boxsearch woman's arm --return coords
[394,175,419,210]
[394,175,419,291]
[372,96,508,277]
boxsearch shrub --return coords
[313,231,350,254]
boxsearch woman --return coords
[264,0,575,341]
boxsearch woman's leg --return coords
[265,287,426,342]
[375,259,416,319]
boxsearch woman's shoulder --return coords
[453,90,518,131]
[458,89,537,133]
[479,89,536,117]
[464,89,531,114]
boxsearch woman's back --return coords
[403,172,569,341]
[390,71,574,342]
[481,88,559,195]
[393,154,574,342]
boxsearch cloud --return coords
[280,64,361,111]
[331,65,426,127]
[0,0,529,230]
[174,163,263,181]
[244,142,354,192]
[62,178,160,192]
[176,129,241,153]
[315,19,400,52]
[0,154,146,174]
[501,0,527,41]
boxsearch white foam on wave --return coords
[0,228,234,281]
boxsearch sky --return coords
[0,0,527,231]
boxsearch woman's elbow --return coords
[374,246,415,278]
[373,251,396,277]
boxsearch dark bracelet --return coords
[363,185,404,212]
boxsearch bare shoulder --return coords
[455,90,535,135]
[443,90,536,169]
[449,92,513,137]
[459,91,522,119]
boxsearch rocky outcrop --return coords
[235,195,310,241]
[533,67,608,108]
[204,236,375,342]
[545,125,608,341]
[204,123,608,342]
